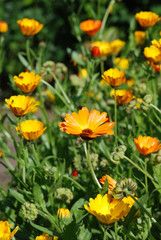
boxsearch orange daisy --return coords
[58,107,115,140]
[102,68,126,88]
[134,136,161,155]
[80,19,102,37]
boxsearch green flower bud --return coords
[112,178,137,199]
[19,201,38,221]
[143,94,153,105]
[56,188,73,204]
[100,159,108,168]
[155,149,161,164]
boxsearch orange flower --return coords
[110,89,134,104]
[58,107,115,140]
[17,18,43,36]
[80,19,102,37]
[14,72,41,93]
[0,21,8,33]
[99,174,117,194]
[101,68,126,88]
[135,11,159,28]
[0,152,2,157]
[91,41,112,59]
[134,136,161,155]
[134,31,146,45]
[144,45,161,63]
[151,61,160,73]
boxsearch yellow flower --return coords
[127,78,135,88]
[110,39,125,54]
[14,72,41,93]
[152,39,161,50]
[58,107,115,140]
[5,95,38,117]
[135,98,143,109]
[91,41,112,59]
[101,68,126,87]
[0,21,8,33]
[144,45,161,63]
[84,194,135,225]
[16,120,47,141]
[134,31,146,44]
[0,220,19,240]
[30,97,40,113]
[80,19,102,37]
[17,18,43,36]
[46,89,56,103]
[134,136,161,155]
[57,208,70,220]
[114,58,130,70]
[35,233,58,240]
[110,89,134,104]
[135,11,159,28]
[78,68,88,78]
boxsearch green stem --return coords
[26,38,33,70]
[99,0,116,40]
[41,79,71,110]
[150,103,161,114]
[100,59,104,75]
[63,175,86,192]
[83,142,102,189]
[144,157,149,193]
[103,226,107,240]
[114,89,118,147]
[31,142,40,166]
[124,156,154,181]
[114,222,118,240]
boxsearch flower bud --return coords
[56,188,73,204]
[91,46,101,57]
[112,178,137,199]
[71,170,78,177]
[110,152,121,164]
[155,149,161,164]
[143,94,153,105]
[57,208,70,220]
[19,201,38,221]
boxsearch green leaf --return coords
[100,176,109,196]
[30,221,60,237]
[9,189,25,203]
[33,183,45,208]
[17,52,31,71]
[70,198,86,220]
[77,225,92,240]
[62,220,78,240]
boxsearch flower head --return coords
[91,41,112,58]
[17,18,43,36]
[114,58,130,70]
[57,208,70,220]
[134,136,161,155]
[35,233,58,240]
[80,19,102,37]
[99,174,117,194]
[102,68,126,88]
[0,21,8,33]
[58,107,115,140]
[14,72,41,93]
[16,120,47,141]
[152,38,161,51]
[84,194,135,225]
[144,45,161,63]
[5,95,38,117]
[110,39,125,54]
[0,152,2,157]
[135,11,159,28]
[29,97,40,113]
[110,89,134,104]
[0,221,19,240]
[134,31,146,45]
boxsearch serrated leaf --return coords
[9,189,25,203]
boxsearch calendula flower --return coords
[152,39,161,50]
[35,233,58,240]
[17,18,43,36]
[110,89,134,105]
[135,98,143,109]
[5,95,38,117]
[80,19,102,37]
[14,72,41,93]
[58,107,115,140]
[46,89,56,103]
[134,136,161,155]
[114,58,130,70]
[78,68,88,78]
[144,45,161,63]
[57,208,70,220]
[91,41,112,59]
[102,68,126,88]
[0,221,19,240]
[99,174,117,194]
[134,31,146,44]
[84,194,135,225]
[151,61,161,73]
[0,152,2,157]
[16,120,47,141]
[110,39,125,54]
[127,78,135,88]
[135,11,159,28]
[30,97,40,113]
[0,21,8,33]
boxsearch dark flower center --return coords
[81,128,93,141]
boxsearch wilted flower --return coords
[135,11,159,28]
[58,107,115,140]
[114,58,130,70]
[110,89,134,105]
[144,45,161,63]
[14,72,41,93]
[102,68,126,88]
[134,31,146,44]
[110,39,125,54]
[57,208,70,220]
[84,193,135,225]
[0,21,8,33]
[16,120,47,141]
[80,19,102,37]
[17,18,43,36]
[35,233,58,240]
[134,136,161,155]
[0,221,19,239]
[19,201,38,221]
[91,41,112,59]
[5,95,38,117]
